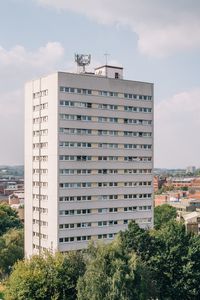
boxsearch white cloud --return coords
[0,42,65,96]
[35,0,200,57]
[155,89,200,168]
[0,42,64,66]
[0,42,65,165]
[0,42,64,87]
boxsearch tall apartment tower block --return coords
[25,64,154,256]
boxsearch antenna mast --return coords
[75,54,91,73]
[104,52,110,65]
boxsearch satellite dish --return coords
[75,54,91,73]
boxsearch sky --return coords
[0,0,200,168]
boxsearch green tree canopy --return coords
[0,229,24,279]
[154,204,177,229]
[5,217,200,299]
[150,221,191,299]
[0,204,23,236]
[119,220,200,299]
[5,251,85,300]
[179,234,200,299]
[119,221,155,261]
[78,239,153,300]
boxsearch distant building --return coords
[154,194,168,206]
[191,178,200,191]
[188,191,200,200]
[171,198,200,212]
[186,166,196,174]
[179,211,200,235]
[9,190,24,206]
[165,177,193,189]
[154,191,186,207]
[153,176,166,192]
[4,185,18,196]
[4,182,24,196]
[153,176,159,192]
[0,180,7,194]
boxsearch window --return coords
[59,155,92,161]
[124,206,137,212]
[98,234,107,239]
[109,208,118,213]
[59,196,91,202]
[109,220,118,225]
[33,90,48,99]
[59,142,92,148]
[59,182,92,189]
[98,208,108,213]
[108,233,114,239]
[59,209,91,215]
[110,117,118,123]
[98,221,107,227]
[123,93,152,101]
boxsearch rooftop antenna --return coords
[104,52,110,65]
[75,54,91,73]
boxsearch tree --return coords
[0,204,23,236]
[5,251,85,300]
[119,220,200,299]
[149,221,191,299]
[119,221,155,261]
[5,217,200,300]
[180,186,188,191]
[78,239,153,300]
[154,204,177,229]
[0,229,24,279]
[180,234,200,299]
[155,185,174,195]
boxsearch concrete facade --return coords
[25,66,154,256]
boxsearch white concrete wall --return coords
[25,81,34,257]
[25,70,153,255]
[25,73,59,256]
[57,71,153,252]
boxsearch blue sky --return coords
[0,0,200,168]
